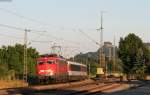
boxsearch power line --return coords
[0,8,98,42]
[30,40,53,43]
[0,32,81,53]
[0,8,73,31]
[30,31,80,44]
[0,8,50,26]
[0,23,59,43]
[0,23,23,31]
[0,23,46,33]
[0,8,102,53]
[0,23,79,45]
[78,29,99,46]
[0,33,23,40]
[0,8,100,47]
[0,32,51,43]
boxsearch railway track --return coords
[64,83,121,95]
[30,79,95,90]
[65,83,111,95]
[83,83,121,95]
[0,79,121,95]
[33,80,120,95]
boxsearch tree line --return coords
[118,33,150,79]
[73,33,150,78]
[0,44,39,80]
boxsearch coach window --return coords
[70,64,80,71]
[81,66,87,72]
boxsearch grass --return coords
[0,80,28,89]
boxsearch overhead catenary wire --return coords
[0,8,98,42]
[0,32,51,44]
[0,32,93,58]
[0,8,49,26]
[0,33,23,40]
[0,23,80,45]
[0,31,82,55]
[0,25,97,61]
[78,29,99,46]
[0,23,45,32]
[0,8,100,47]
[0,24,80,52]
[0,7,101,54]
[0,7,73,31]
[0,23,23,31]
[30,40,53,43]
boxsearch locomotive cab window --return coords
[47,60,55,64]
[37,61,44,65]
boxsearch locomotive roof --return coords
[67,61,86,67]
[40,54,64,58]
[37,56,65,61]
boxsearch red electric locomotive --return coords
[36,54,87,83]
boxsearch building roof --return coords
[104,42,112,45]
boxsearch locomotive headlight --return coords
[45,69,53,75]
[39,70,44,73]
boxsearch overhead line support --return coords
[23,29,30,83]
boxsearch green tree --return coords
[72,53,99,76]
[27,47,39,75]
[90,62,98,75]
[0,44,39,79]
[0,63,8,79]
[107,60,113,75]
[118,33,150,78]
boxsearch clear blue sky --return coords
[0,0,149,57]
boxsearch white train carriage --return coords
[67,61,88,80]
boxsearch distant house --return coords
[102,42,117,61]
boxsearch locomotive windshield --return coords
[37,61,44,65]
[47,60,55,64]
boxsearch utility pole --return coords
[23,29,30,83]
[89,61,90,78]
[97,11,106,77]
[87,54,91,78]
[113,35,116,74]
